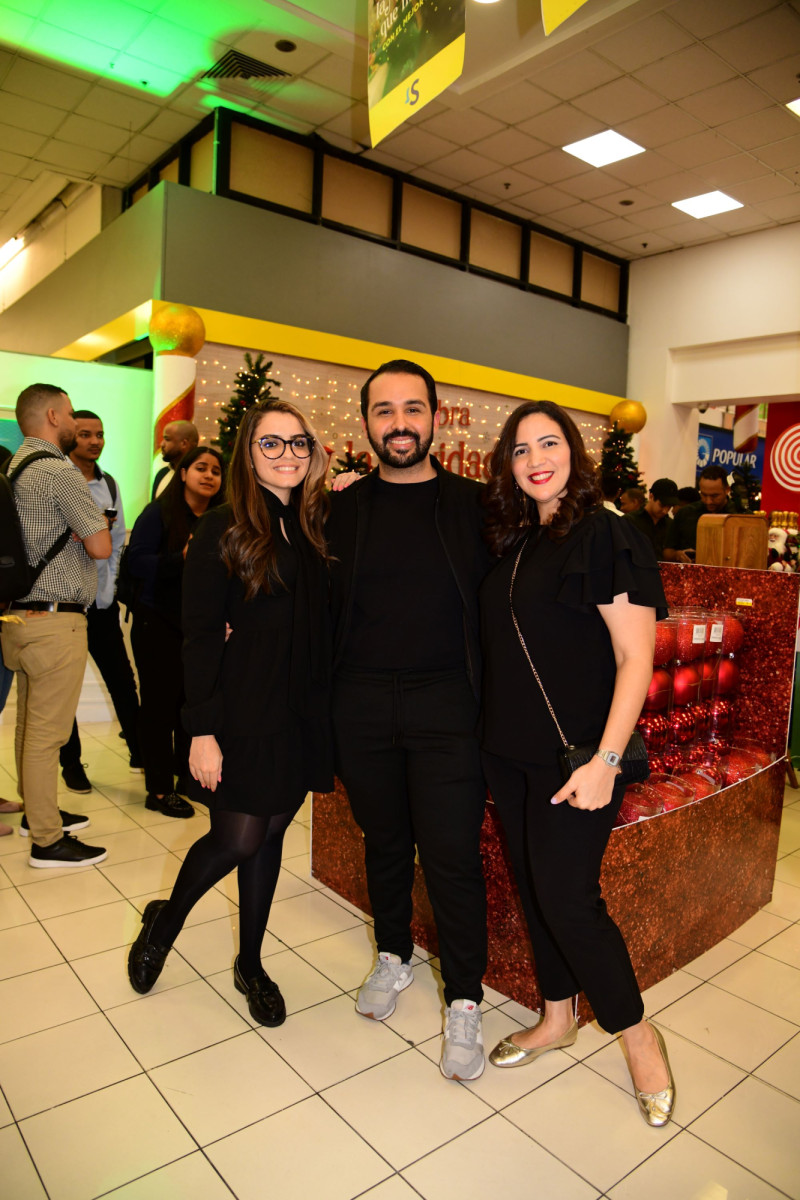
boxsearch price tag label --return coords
[692,623,706,644]
[710,622,724,642]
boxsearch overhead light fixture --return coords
[787,98,800,116]
[0,237,22,269]
[472,0,502,5]
[672,191,743,219]
[562,130,645,167]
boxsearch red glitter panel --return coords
[660,564,800,756]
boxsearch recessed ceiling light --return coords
[787,98,800,116]
[672,191,743,218]
[562,130,645,167]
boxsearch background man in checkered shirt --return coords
[1,384,112,868]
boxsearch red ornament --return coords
[716,658,740,696]
[672,664,701,707]
[636,712,669,750]
[690,701,708,735]
[643,668,673,711]
[674,770,718,800]
[653,623,676,666]
[721,616,745,655]
[618,783,663,825]
[668,705,697,744]
[720,748,762,785]
[706,697,733,732]
[676,617,706,662]
[650,776,694,811]
[699,659,718,699]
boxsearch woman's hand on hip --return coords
[551,756,620,810]
[189,734,223,792]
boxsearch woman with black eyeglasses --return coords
[128,400,333,1025]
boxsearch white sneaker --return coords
[355,952,413,1020]
[441,999,484,1081]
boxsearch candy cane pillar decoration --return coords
[148,303,206,486]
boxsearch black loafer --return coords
[233,956,286,1027]
[145,792,194,819]
[128,900,171,994]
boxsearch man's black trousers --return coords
[333,668,487,1006]
[60,601,140,766]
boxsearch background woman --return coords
[128,445,224,819]
[480,400,676,1128]
[127,400,332,1026]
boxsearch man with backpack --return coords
[57,410,141,790]
[0,384,111,867]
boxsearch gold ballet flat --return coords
[625,1022,676,1128]
[489,1017,578,1068]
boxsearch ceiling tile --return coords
[750,191,800,219]
[0,6,34,49]
[529,51,620,101]
[678,77,772,125]
[747,55,800,104]
[0,120,46,156]
[706,7,800,74]
[304,53,367,102]
[659,130,740,168]
[515,147,590,184]
[363,147,413,173]
[141,109,196,143]
[754,133,800,169]
[470,166,548,199]
[666,218,726,244]
[592,12,693,72]
[581,215,645,241]
[551,200,609,228]
[39,0,150,49]
[626,202,690,231]
[613,231,677,255]
[590,186,661,217]
[706,207,773,233]
[697,152,777,187]
[232,29,328,75]
[717,106,800,151]
[728,172,798,202]
[572,77,664,124]
[3,57,93,110]
[667,0,777,40]
[0,92,65,136]
[93,157,145,185]
[556,170,622,200]
[57,113,129,154]
[409,165,463,192]
[382,126,457,165]
[603,151,678,186]
[633,44,736,102]
[469,128,547,166]
[514,185,574,214]
[321,102,370,145]
[473,81,558,124]
[0,148,32,176]
[119,131,173,164]
[36,139,110,173]
[75,85,159,129]
[426,147,501,184]
[517,103,604,146]
[259,78,358,125]
[642,170,712,202]
[420,108,504,146]
[616,105,705,148]
[126,16,218,73]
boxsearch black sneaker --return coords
[61,763,92,793]
[29,833,107,868]
[19,809,90,838]
[145,792,194,819]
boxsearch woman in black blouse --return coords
[480,400,676,1127]
[128,400,332,1025]
[128,446,224,819]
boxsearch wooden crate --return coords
[696,513,768,569]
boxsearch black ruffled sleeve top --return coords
[480,506,667,765]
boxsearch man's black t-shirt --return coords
[343,475,465,671]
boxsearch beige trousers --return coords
[1,612,88,847]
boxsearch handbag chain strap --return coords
[509,537,570,750]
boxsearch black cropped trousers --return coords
[482,751,643,1034]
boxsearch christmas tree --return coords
[330,447,371,477]
[213,352,280,463]
[599,422,644,495]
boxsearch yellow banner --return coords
[541,0,592,36]
[368,1,465,147]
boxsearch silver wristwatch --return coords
[596,748,621,767]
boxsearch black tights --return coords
[154,808,296,976]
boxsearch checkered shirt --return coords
[9,436,108,606]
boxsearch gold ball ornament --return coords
[148,304,205,356]
[609,400,647,433]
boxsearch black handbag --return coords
[509,537,650,787]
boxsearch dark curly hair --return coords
[484,400,601,556]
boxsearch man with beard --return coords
[1,385,110,867]
[151,419,198,499]
[327,359,491,1081]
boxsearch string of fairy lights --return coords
[194,343,609,472]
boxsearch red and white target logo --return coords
[770,424,800,490]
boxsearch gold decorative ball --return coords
[148,304,205,356]
[609,400,647,433]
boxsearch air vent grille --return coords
[203,50,290,82]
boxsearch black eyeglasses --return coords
[252,435,315,460]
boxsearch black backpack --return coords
[0,452,72,602]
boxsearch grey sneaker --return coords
[355,952,413,1020]
[441,999,484,1081]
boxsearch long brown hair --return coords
[484,400,600,556]
[220,399,329,598]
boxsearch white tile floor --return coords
[1,720,799,1200]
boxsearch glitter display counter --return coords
[312,565,800,1022]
